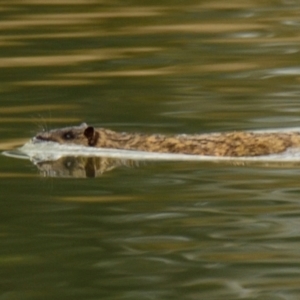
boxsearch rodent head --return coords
[34,123,99,147]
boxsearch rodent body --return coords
[34,123,300,157]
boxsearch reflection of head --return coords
[36,156,138,178]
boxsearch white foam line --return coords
[3,140,300,163]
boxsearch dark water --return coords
[1,1,300,299]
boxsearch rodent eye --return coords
[63,131,75,140]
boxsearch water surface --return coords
[1,1,300,299]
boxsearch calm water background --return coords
[1,0,300,299]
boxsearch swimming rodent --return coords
[33,123,300,157]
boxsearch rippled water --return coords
[1,0,300,299]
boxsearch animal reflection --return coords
[35,156,138,178]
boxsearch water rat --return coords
[34,123,300,157]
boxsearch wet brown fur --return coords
[34,123,300,157]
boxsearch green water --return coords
[1,1,300,299]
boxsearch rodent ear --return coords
[84,126,94,139]
[84,126,99,147]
